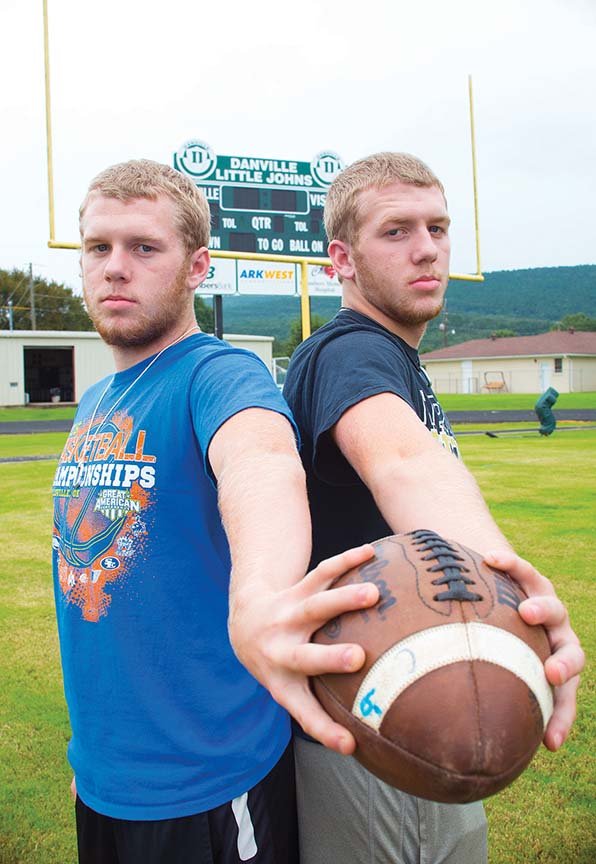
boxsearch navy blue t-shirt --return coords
[283,309,458,566]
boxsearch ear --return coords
[328,239,355,281]
[186,247,211,290]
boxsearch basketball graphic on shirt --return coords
[52,411,155,622]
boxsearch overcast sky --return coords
[1,0,595,293]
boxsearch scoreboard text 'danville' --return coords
[173,140,343,297]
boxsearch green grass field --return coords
[459,429,595,863]
[0,406,77,422]
[0,428,594,862]
[439,391,596,412]
[0,433,65,459]
[0,391,594,423]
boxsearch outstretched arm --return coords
[208,407,378,754]
[332,391,584,748]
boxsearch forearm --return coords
[216,436,381,753]
[369,446,512,555]
[217,449,312,605]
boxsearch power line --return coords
[29,263,36,329]
[4,273,28,302]
[11,292,83,301]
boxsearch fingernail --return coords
[337,737,350,755]
[557,661,568,684]
[552,733,562,750]
[524,602,540,620]
[342,648,354,668]
[358,586,374,604]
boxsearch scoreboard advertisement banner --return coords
[173,140,343,296]
[197,259,341,298]
[237,262,296,296]
[199,259,237,296]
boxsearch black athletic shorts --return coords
[75,743,298,864]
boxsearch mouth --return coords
[410,276,442,290]
[100,295,136,308]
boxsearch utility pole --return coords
[29,262,37,330]
[439,306,449,347]
[8,298,14,331]
[438,303,454,348]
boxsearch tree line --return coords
[1,264,593,357]
[0,268,214,333]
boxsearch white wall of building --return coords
[0,331,274,405]
[423,355,596,394]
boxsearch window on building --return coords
[554,357,563,373]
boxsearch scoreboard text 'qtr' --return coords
[174,140,344,258]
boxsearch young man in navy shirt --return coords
[284,152,584,864]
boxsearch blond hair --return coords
[79,159,211,252]
[324,152,445,245]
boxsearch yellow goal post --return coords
[42,0,483,340]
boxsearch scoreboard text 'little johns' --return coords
[173,140,344,258]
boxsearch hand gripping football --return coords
[312,530,553,803]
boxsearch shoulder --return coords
[185,336,294,450]
[177,335,273,390]
[293,312,409,368]
[291,320,412,396]
[187,333,267,366]
[285,313,422,437]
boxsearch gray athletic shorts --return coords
[294,736,487,864]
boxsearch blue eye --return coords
[138,244,154,253]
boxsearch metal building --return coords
[0,331,275,406]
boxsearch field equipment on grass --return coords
[534,387,559,436]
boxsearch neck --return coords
[341,290,426,349]
[112,319,200,371]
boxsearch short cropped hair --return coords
[79,159,211,252]
[324,152,445,245]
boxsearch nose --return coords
[411,228,439,265]
[103,247,131,283]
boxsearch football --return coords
[312,529,553,803]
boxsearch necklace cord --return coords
[76,326,199,479]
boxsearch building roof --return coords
[420,331,596,361]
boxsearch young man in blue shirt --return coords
[53,159,380,864]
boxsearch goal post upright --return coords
[41,2,484,342]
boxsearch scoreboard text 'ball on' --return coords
[312,530,553,804]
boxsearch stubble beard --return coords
[84,263,191,348]
[354,254,445,328]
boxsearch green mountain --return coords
[208,264,596,353]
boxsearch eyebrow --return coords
[82,234,163,246]
[379,214,451,229]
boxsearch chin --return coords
[424,301,445,323]
[392,302,444,328]
[92,319,152,348]
[103,329,162,349]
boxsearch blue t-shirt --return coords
[283,309,458,566]
[52,333,296,820]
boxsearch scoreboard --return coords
[173,140,344,258]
